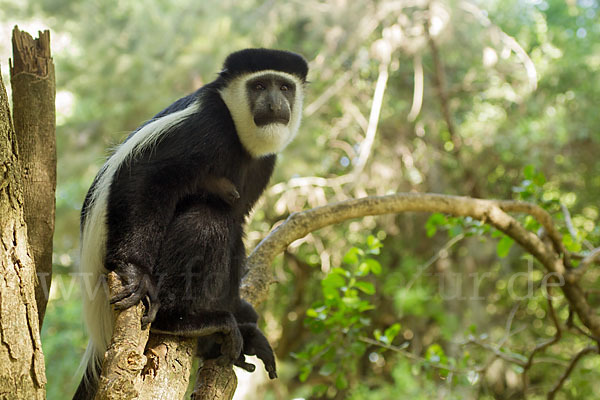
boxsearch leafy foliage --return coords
[293,237,383,397]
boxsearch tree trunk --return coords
[10,27,57,326]
[0,66,46,399]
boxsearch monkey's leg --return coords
[194,300,276,377]
[195,299,278,377]
[152,203,243,364]
[153,311,242,365]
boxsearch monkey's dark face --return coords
[220,70,305,158]
[246,74,296,127]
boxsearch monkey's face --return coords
[220,70,305,158]
[246,74,295,127]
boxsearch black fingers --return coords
[109,263,159,327]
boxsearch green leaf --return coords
[491,229,503,238]
[523,164,535,180]
[336,374,349,390]
[449,225,463,238]
[322,273,346,289]
[322,285,340,300]
[365,259,382,275]
[523,215,540,231]
[367,235,379,248]
[562,234,582,252]
[299,364,312,382]
[496,235,514,258]
[384,323,402,342]
[425,344,446,364]
[358,301,375,312]
[306,308,318,318]
[313,384,328,396]
[319,362,337,376]
[533,171,546,186]
[343,247,362,264]
[358,259,382,276]
[331,267,350,277]
[373,329,382,341]
[358,262,370,276]
[354,281,375,295]
[425,213,447,237]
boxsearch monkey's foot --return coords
[215,325,243,367]
[239,323,277,379]
[109,263,159,328]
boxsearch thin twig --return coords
[570,247,600,281]
[352,63,389,177]
[406,233,465,290]
[359,337,470,373]
[498,303,520,348]
[425,5,461,151]
[498,201,568,265]
[460,1,537,92]
[560,204,578,241]
[561,203,594,251]
[464,338,527,367]
[522,293,562,392]
[547,346,597,400]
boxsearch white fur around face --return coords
[219,70,304,158]
[77,101,199,380]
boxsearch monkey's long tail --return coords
[72,353,101,400]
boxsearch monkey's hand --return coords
[239,323,277,379]
[205,176,240,206]
[109,262,160,328]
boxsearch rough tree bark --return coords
[93,273,196,400]
[0,66,46,399]
[10,27,57,326]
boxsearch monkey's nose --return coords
[269,102,282,112]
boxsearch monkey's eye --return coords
[280,85,289,91]
[254,83,265,91]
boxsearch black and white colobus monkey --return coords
[74,49,308,399]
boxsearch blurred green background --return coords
[1,0,599,398]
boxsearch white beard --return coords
[219,70,304,157]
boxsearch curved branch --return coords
[242,193,600,339]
